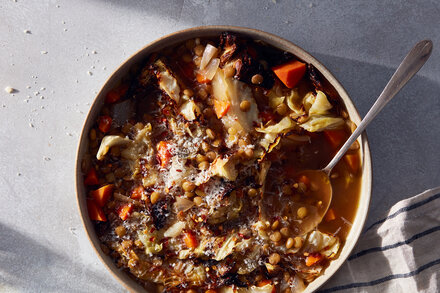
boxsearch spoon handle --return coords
[323,40,433,174]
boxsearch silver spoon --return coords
[294,39,433,235]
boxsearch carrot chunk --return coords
[325,208,336,222]
[98,115,112,133]
[131,185,145,200]
[90,184,114,207]
[324,130,347,150]
[272,60,306,88]
[344,153,360,173]
[87,199,107,222]
[183,231,198,249]
[118,203,133,220]
[257,280,272,287]
[213,100,231,118]
[196,72,210,84]
[157,141,171,168]
[306,253,323,266]
[84,168,99,186]
[105,84,129,104]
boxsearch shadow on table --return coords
[0,223,115,293]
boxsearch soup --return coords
[82,32,361,292]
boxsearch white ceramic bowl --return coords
[76,25,372,293]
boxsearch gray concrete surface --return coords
[0,0,439,292]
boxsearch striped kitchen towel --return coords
[319,186,440,293]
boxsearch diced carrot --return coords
[131,185,145,200]
[118,203,133,220]
[344,153,360,173]
[87,199,107,222]
[196,73,210,84]
[157,141,171,168]
[272,60,306,88]
[324,130,347,150]
[98,115,112,133]
[298,175,310,187]
[213,100,231,118]
[305,253,323,266]
[84,168,99,186]
[183,231,198,249]
[105,84,129,104]
[325,208,336,222]
[257,280,272,287]
[90,184,114,207]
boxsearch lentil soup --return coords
[82,32,362,293]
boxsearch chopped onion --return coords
[173,196,194,212]
[164,221,186,238]
[114,192,141,206]
[199,58,220,81]
[200,44,218,70]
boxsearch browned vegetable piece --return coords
[219,31,239,65]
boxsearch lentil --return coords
[228,127,238,135]
[247,188,258,197]
[294,236,303,248]
[195,188,206,197]
[251,74,264,85]
[115,225,126,237]
[244,148,254,159]
[183,89,194,97]
[182,180,196,192]
[286,237,294,249]
[269,253,281,265]
[193,196,203,206]
[239,100,251,112]
[224,65,235,78]
[270,231,282,242]
[280,227,290,237]
[150,191,161,204]
[201,141,210,152]
[276,103,288,115]
[185,191,195,198]
[212,139,221,147]
[206,151,216,162]
[206,128,215,140]
[282,184,292,195]
[297,207,308,219]
[198,161,210,170]
[271,220,280,230]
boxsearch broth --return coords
[83,33,362,292]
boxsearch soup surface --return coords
[83,32,361,293]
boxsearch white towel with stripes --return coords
[319,186,440,293]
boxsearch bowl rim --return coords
[75,25,372,293]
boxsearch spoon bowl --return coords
[294,39,433,235]
[291,170,332,235]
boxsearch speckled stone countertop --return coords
[0,1,439,292]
